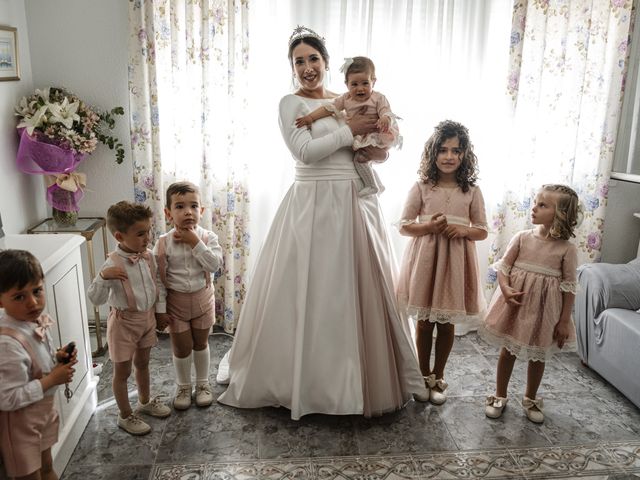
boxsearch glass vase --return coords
[52,208,78,227]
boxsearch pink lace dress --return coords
[479,229,578,361]
[396,181,488,329]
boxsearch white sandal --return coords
[522,396,544,423]
[485,395,508,419]
[425,374,448,405]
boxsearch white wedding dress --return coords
[217,94,427,419]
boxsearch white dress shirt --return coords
[0,314,58,411]
[153,225,223,313]
[87,246,159,312]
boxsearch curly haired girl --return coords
[396,120,488,405]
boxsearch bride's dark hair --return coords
[288,36,330,67]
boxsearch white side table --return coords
[27,217,109,356]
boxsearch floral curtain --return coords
[484,0,635,296]
[128,0,250,332]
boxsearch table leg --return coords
[86,239,106,357]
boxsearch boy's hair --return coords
[0,249,44,294]
[165,181,200,209]
[541,184,580,240]
[344,56,376,83]
[106,201,153,235]
[419,120,479,193]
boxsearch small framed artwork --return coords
[0,25,19,81]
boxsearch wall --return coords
[600,177,640,264]
[0,0,45,234]
[24,0,132,247]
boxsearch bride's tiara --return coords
[288,25,325,47]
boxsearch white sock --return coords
[173,353,192,386]
[193,346,210,385]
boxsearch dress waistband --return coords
[295,165,361,181]
[418,214,469,226]
[513,261,561,277]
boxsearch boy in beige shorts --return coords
[0,249,77,479]
[88,201,171,435]
[154,182,223,410]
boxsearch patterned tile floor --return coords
[61,332,640,480]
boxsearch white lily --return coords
[35,87,50,102]
[48,97,80,129]
[14,96,32,117]
[17,104,49,135]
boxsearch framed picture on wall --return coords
[0,25,19,81]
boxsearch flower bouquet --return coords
[14,87,124,225]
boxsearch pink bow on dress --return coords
[34,314,54,341]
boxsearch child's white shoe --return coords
[425,374,448,405]
[117,412,151,435]
[216,351,230,385]
[485,395,508,419]
[136,396,171,418]
[173,384,192,410]
[195,381,214,407]
[522,396,544,423]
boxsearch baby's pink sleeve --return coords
[333,94,347,112]
[374,93,393,119]
[398,183,423,225]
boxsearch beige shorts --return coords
[0,396,59,477]
[167,286,215,334]
[107,308,157,363]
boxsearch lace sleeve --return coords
[492,259,512,276]
[559,281,579,294]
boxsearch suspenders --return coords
[0,327,44,380]
[156,231,212,289]
[108,252,157,312]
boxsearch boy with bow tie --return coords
[88,201,171,435]
[0,249,77,479]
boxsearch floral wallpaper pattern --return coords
[128,0,250,332]
[484,0,634,297]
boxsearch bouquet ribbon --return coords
[46,172,87,193]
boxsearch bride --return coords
[217,26,428,420]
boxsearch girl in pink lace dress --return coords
[296,56,401,196]
[481,184,580,424]
[396,120,488,406]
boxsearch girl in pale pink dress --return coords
[397,120,488,406]
[481,184,580,424]
[296,56,401,196]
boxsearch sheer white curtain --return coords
[246,0,513,280]
[128,0,250,332]
[483,0,634,299]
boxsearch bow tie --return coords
[127,252,150,265]
[34,314,54,341]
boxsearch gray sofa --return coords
[575,258,640,408]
